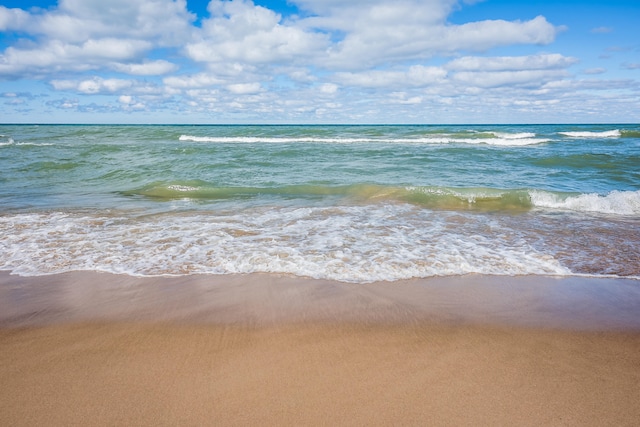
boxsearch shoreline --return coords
[1,271,639,330]
[2,272,639,425]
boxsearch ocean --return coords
[1,124,639,282]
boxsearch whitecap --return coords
[530,190,640,215]
[179,134,549,146]
[559,130,621,138]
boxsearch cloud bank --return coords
[0,0,638,123]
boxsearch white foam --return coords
[491,132,537,139]
[167,184,199,192]
[530,190,640,215]
[179,135,372,143]
[559,130,621,138]
[480,137,550,146]
[179,134,549,146]
[0,138,54,147]
[0,206,570,282]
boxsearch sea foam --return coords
[0,206,570,282]
[179,134,549,146]
[559,130,621,138]
[530,190,640,215]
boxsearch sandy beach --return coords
[1,272,639,426]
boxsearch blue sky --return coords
[0,0,638,123]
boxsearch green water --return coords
[0,124,638,281]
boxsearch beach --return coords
[2,272,639,426]
[1,125,639,424]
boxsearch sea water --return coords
[1,124,638,282]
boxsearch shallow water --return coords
[1,124,638,281]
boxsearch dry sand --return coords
[1,272,639,426]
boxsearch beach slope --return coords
[1,272,639,426]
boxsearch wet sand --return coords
[1,272,640,426]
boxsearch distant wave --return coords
[0,137,14,146]
[490,132,536,139]
[559,130,621,138]
[179,135,373,143]
[179,133,550,146]
[0,137,54,147]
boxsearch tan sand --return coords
[1,272,639,426]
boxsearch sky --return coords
[0,0,638,124]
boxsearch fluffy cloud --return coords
[446,54,578,71]
[335,66,447,88]
[451,69,569,89]
[0,39,154,78]
[226,82,262,94]
[163,73,225,89]
[111,60,178,76]
[51,77,134,94]
[185,0,328,65]
[0,0,193,78]
[295,0,559,69]
[0,6,31,31]
[1,0,635,123]
[37,0,194,45]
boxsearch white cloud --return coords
[163,73,225,89]
[81,38,153,60]
[0,0,636,123]
[437,16,558,50]
[111,60,178,76]
[185,0,328,65]
[41,0,194,45]
[451,69,569,88]
[0,0,193,77]
[390,92,423,104]
[51,77,134,94]
[118,94,146,110]
[0,6,31,31]
[446,54,578,71]
[0,38,152,74]
[226,82,262,94]
[540,78,637,92]
[296,0,560,69]
[319,83,338,94]
[335,66,447,88]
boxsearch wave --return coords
[0,206,572,282]
[621,129,640,138]
[178,134,550,146]
[0,137,14,146]
[0,137,54,147]
[124,181,640,215]
[490,131,536,139]
[530,190,640,215]
[559,130,621,138]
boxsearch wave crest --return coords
[123,182,640,215]
[530,190,640,215]
[559,130,621,138]
[179,134,549,146]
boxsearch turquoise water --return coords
[1,124,639,281]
